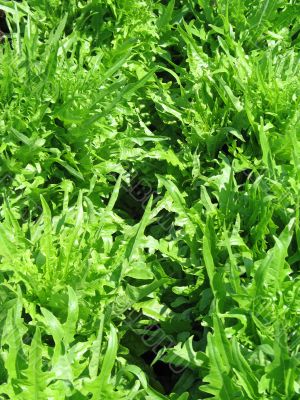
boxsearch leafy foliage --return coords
[0,0,299,399]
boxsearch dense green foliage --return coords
[0,0,300,399]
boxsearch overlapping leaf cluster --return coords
[0,1,299,399]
